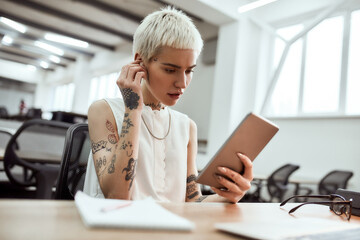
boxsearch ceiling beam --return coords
[0,55,55,71]
[8,0,133,42]
[151,0,204,22]
[0,10,115,51]
[0,27,94,58]
[74,0,143,23]
[0,48,67,68]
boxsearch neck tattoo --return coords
[145,102,163,110]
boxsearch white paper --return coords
[74,191,194,231]
[215,217,360,240]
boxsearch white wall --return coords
[256,117,360,191]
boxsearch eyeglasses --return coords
[280,194,352,221]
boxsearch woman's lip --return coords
[168,93,181,99]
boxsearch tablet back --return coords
[196,113,279,189]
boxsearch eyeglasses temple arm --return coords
[280,195,336,206]
[288,201,335,214]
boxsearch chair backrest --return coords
[267,164,300,202]
[3,119,71,187]
[0,106,9,119]
[55,123,89,200]
[26,108,42,119]
[318,170,353,195]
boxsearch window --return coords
[88,72,121,107]
[346,10,360,114]
[302,16,343,113]
[52,83,75,112]
[265,8,360,117]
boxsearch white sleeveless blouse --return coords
[83,98,190,202]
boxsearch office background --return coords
[1,0,360,192]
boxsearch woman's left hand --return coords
[211,153,253,203]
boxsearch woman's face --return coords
[141,46,198,107]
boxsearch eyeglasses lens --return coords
[331,197,345,215]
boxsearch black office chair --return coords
[0,106,9,119]
[3,119,71,199]
[55,123,89,200]
[247,164,300,202]
[296,170,353,197]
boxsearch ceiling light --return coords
[40,61,49,69]
[44,33,89,48]
[1,35,13,45]
[0,17,27,33]
[238,0,278,13]
[34,41,64,56]
[49,55,60,63]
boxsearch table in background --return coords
[0,200,359,240]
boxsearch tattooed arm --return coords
[185,119,209,202]
[88,60,145,200]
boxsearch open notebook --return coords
[215,217,360,240]
[74,191,194,231]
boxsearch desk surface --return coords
[0,200,359,240]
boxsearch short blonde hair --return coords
[133,6,203,61]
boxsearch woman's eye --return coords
[165,69,175,73]
[186,69,194,74]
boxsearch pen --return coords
[100,202,132,213]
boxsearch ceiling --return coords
[2,0,356,74]
[0,0,220,72]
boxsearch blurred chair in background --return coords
[247,164,300,202]
[295,170,353,199]
[25,108,42,119]
[0,107,9,119]
[55,123,89,200]
[3,119,71,199]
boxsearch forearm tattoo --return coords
[122,158,137,190]
[107,154,116,174]
[120,140,133,157]
[91,140,107,154]
[186,174,201,200]
[195,196,208,202]
[121,88,140,110]
[95,155,107,179]
[106,120,118,144]
[120,113,134,138]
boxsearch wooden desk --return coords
[0,200,359,240]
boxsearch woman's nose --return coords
[175,73,187,88]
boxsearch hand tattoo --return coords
[121,88,140,110]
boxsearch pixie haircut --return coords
[133,6,203,61]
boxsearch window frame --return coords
[261,5,360,118]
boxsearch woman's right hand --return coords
[116,60,146,111]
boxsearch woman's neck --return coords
[144,102,164,110]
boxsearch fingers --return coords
[238,153,253,181]
[212,153,253,203]
[211,186,244,204]
[117,61,146,88]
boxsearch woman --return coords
[83,7,253,203]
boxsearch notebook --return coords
[74,191,194,231]
[215,217,360,240]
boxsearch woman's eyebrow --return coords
[161,63,197,69]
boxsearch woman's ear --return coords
[134,53,142,61]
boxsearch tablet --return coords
[196,112,279,189]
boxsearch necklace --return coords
[141,109,171,140]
